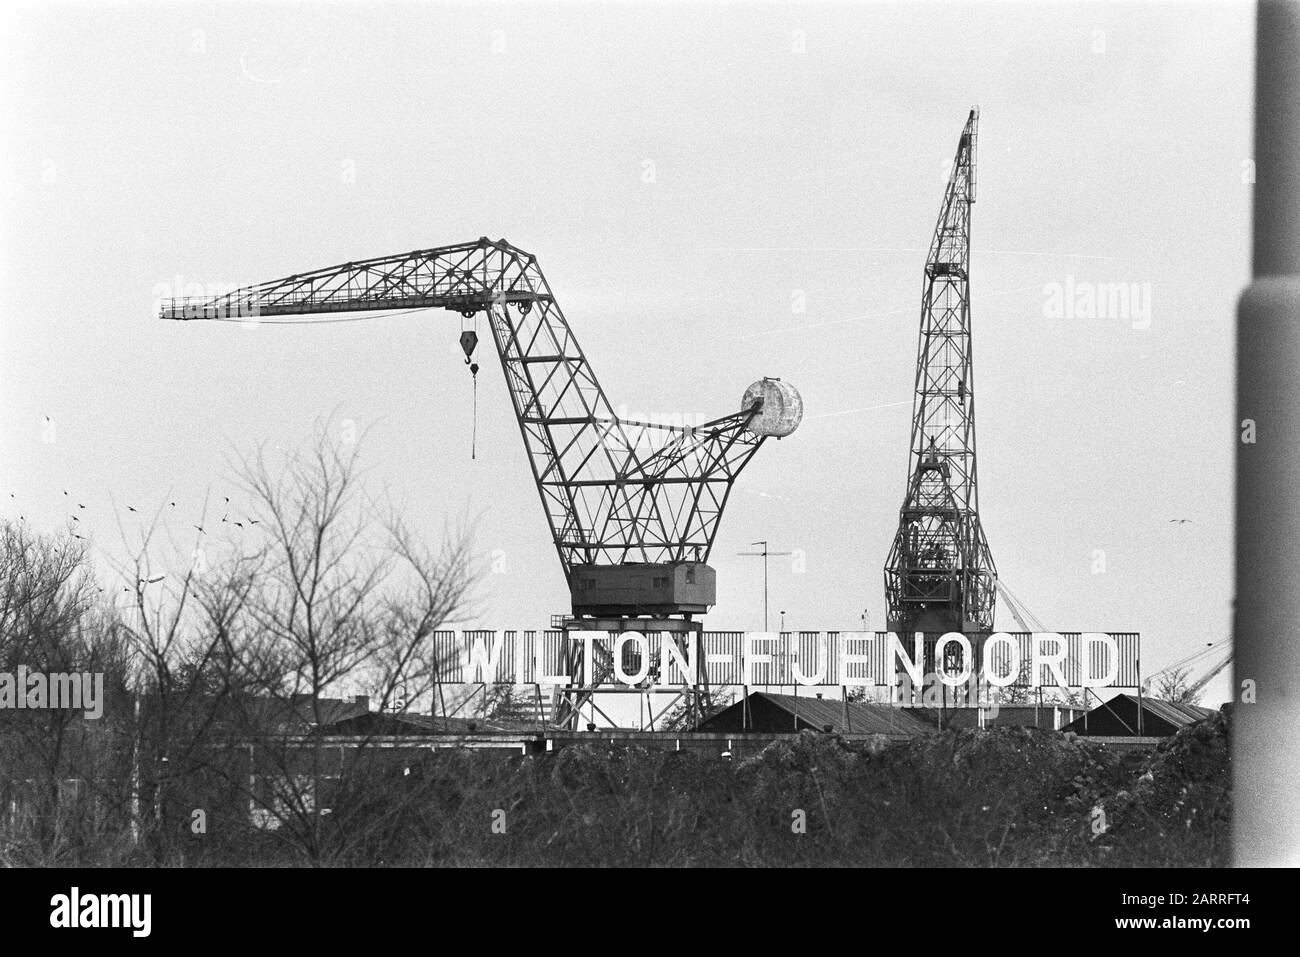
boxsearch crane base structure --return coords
[548,615,712,731]
[161,237,802,732]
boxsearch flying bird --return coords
[193,525,205,533]
[127,506,137,513]
[1169,519,1194,525]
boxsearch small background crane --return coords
[884,108,997,640]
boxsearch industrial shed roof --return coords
[322,710,534,736]
[695,691,933,735]
[1061,693,1216,736]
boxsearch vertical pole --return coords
[432,633,447,727]
[130,694,141,844]
[247,743,256,825]
[695,625,711,724]
[1236,0,1300,866]
[763,546,769,633]
[1136,658,1144,736]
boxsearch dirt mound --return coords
[1085,706,1231,866]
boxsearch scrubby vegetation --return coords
[353,712,1229,868]
[147,709,1224,868]
[2,707,1230,868]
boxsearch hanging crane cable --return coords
[459,318,480,460]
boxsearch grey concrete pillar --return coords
[1234,0,1300,867]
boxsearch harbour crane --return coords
[1184,651,1232,701]
[161,237,802,728]
[1145,637,1233,703]
[885,109,997,638]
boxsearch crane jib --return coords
[159,290,553,321]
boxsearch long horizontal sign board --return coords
[432,631,1140,689]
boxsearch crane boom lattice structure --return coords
[885,109,997,635]
[161,237,802,729]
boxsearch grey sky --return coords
[0,1,1249,704]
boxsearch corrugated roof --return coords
[1129,695,1215,728]
[698,691,933,735]
[322,710,537,735]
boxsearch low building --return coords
[907,704,1086,731]
[1060,693,1216,736]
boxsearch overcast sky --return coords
[0,1,1250,704]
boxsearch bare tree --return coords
[103,491,259,864]
[996,656,1035,705]
[198,422,476,864]
[0,521,134,864]
[660,689,734,731]
[1144,667,1203,706]
[476,682,534,725]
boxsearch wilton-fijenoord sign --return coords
[430,630,1140,689]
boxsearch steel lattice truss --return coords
[160,238,767,579]
[885,110,998,633]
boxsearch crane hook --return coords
[458,328,481,459]
[459,330,478,365]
